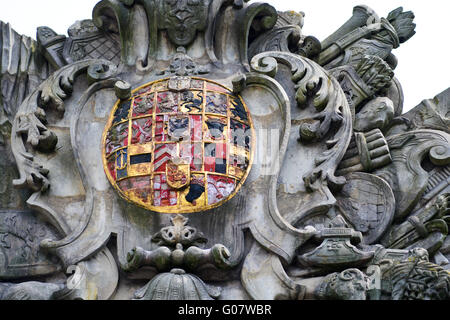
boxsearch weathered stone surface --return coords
[0,1,448,301]
[0,281,64,300]
[387,88,450,136]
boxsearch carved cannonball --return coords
[134,269,221,300]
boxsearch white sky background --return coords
[0,0,449,112]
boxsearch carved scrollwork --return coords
[39,60,116,114]
[248,25,302,61]
[234,69,317,263]
[11,59,117,192]
[54,248,119,300]
[38,78,121,266]
[2,0,450,302]
[234,53,355,299]
[238,2,278,70]
[123,215,232,273]
[381,193,450,251]
[248,10,322,62]
[121,215,231,300]
[251,51,352,191]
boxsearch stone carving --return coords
[133,269,221,300]
[249,10,321,62]
[375,130,450,220]
[319,6,415,70]
[337,129,392,175]
[308,248,450,300]
[381,194,449,252]
[387,88,450,136]
[0,0,448,300]
[37,20,121,69]
[158,0,210,47]
[0,210,61,279]
[54,248,119,300]
[124,215,230,300]
[374,248,450,300]
[158,47,210,76]
[354,97,395,133]
[335,173,395,244]
[298,216,374,269]
[0,282,64,300]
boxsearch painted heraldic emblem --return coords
[102,77,255,213]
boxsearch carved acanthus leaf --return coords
[251,51,352,191]
[11,59,117,192]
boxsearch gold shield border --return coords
[102,77,256,214]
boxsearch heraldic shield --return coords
[102,77,255,213]
[9,0,449,302]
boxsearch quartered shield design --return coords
[102,77,254,213]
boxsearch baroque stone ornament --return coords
[0,0,449,300]
[102,77,254,213]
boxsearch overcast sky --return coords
[0,0,448,112]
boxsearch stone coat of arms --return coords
[0,0,449,301]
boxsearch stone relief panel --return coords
[0,210,61,279]
[0,0,448,301]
